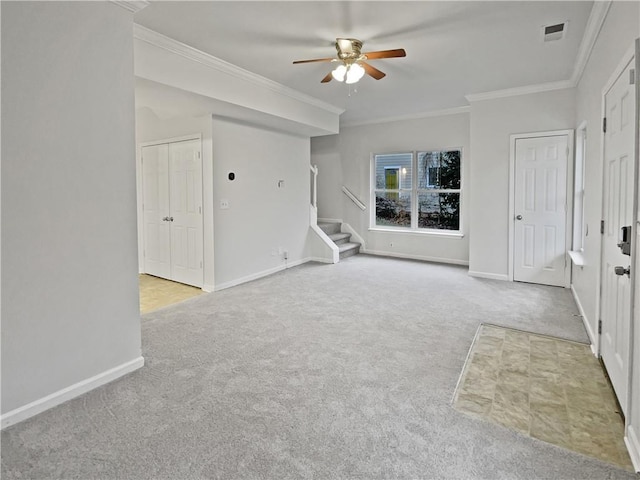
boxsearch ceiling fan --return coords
[293,38,406,84]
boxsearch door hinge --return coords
[602,117,607,133]
[600,220,605,234]
[199,206,202,214]
[630,68,636,85]
[200,261,203,269]
[598,319,602,334]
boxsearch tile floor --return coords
[139,274,204,313]
[453,324,633,471]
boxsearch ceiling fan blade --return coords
[293,57,335,65]
[361,62,386,80]
[321,71,333,83]
[363,48,406,60]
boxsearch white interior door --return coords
[142,143,171,279]
[513,135,569,287]
[600,57,635,415]
[169,140,203,287]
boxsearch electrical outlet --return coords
[283,250,289,260]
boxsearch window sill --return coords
[568,250,585,267]
[369,227,465,239]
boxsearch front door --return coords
[600,55,635,415]
[513,135,569,287]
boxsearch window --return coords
[573,123,587,251]
[372,149,462,232]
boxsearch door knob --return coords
[516,215,523,220]
[614,266,631,277]
[162,216,169,221]
[169,217,174,222]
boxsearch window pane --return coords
[418,150,460,189]
[375,153,412,190]
[418,192,459,230]
[375,191,412,227]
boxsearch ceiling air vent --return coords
[543,22,567,42]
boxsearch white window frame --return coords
[370,148,463,235]
[573,122,587,252]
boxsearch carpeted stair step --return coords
[329,232,352,246]
[338,242,360,259]
[318,222,341,236]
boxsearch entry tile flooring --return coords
[139,274,203,314]
[453,324,634,471]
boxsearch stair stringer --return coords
[308,224,339,264]
[341,223,366,251]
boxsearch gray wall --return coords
[212,118,311,289]
[468,89,576,278]
[1,2,142,414]
[311,112,470,265]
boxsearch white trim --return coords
[110,0,149,13]
[342,106,471,128]
[571,284,598,356]
[571,1,612,85]
[363,249,469,266]
[310,223,340,264]
[1,357,144,429]
[213,258,312,292]
[508,130,574,288]
[468,271,510,281]
[465,80,574,103]
[139,133,202,148]
[368,227,464,239]
[202,284,215,293]
[133,25,344,117]
[568,250,585,267]
[625,425,640,473]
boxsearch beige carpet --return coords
[453,323,633,471]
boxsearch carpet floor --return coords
[1,255,637,479]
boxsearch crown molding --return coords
[341,105,471,128]
[570,0,612,85]
[133,24,344,116]
[464,79,574,103]
[111,1,149,13]
[465,1,611,104]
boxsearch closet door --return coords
[142,143,171,279]
[169,140,203,287]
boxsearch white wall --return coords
[468,89,576,278]
[1,2,142,421]
[569,0,640,470]
[311,112,471,265]
[135,108,215,290]
[212,118,312,289]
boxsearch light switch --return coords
[220,199,230,209]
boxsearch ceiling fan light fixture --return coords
[345,62,365,84]
[331,64,347,82]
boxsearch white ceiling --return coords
[134,1,594,126]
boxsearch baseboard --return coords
[213,257,312,292]
[468,270,510,281]
[308,256,335,264]
[317,217,343,224]
[1,356,144,429]
[570,284,598,356]
[363,249,469,266]
[625,425,640,473]
[202,284,215,293]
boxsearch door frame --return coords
[508,129,575,287]
[597,43,637,420]
[137,133,203,285]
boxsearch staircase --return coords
[318,222,361,260]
